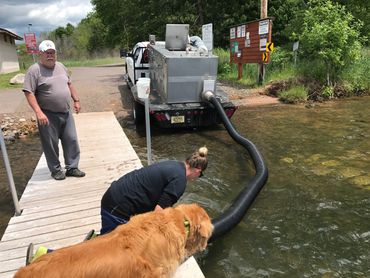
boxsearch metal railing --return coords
[0,128,21,216]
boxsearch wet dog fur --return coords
[14,203,213,278]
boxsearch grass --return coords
[215,47,296,88]
[278,85,308,103]
[266,66,296,83]
[61,56,123,67]
[0,71,25,89]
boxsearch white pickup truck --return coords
[121,32,236,128]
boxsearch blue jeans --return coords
[100,208,128,235]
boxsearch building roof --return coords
[0,27,23,40]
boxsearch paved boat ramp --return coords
[0,112,204,277]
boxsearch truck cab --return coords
[123,42,164,86]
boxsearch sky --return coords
[0,0,94,41]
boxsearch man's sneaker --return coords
[66,168,85,177]
[26,243,49,265]
[84,229,98,241]
[51,170,66,180]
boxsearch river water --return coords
[1,97,370,277]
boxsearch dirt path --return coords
[218,83,281,107]
[67,65,131,119]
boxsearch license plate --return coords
[171,115,185,124]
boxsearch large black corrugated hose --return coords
[203,92,269,242]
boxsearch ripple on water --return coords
[316,201,342,210]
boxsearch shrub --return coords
[296,0,364,85]
[267,47,292,70]
[339,49,370,93]
[322,85,334,99]
[278,85,308,103]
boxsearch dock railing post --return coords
[0,128,22,216]
[144,97,152,165]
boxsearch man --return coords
[23,40,85,180]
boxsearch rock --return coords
[351,175,370,186]
[10,73,25,84]
[4,135,15,142]
[321,160,341,167]
[281,157,294,164]
[1,115,38,142]
[338,167,362,178]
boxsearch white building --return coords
[0,28,23,74]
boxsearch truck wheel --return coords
[133,101,145,125]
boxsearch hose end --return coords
[202,90,214,101]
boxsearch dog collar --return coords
[184,218,190,237]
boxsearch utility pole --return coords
[258,0,268,84]
[28,23,36,63]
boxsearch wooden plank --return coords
[1,215,100,243]
[4,208,101,234]
[0,112,204,278]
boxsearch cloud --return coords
[0,0,93,40]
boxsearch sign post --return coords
[24,33,37,62]
[293,41,299,66]
[202,23,213,55]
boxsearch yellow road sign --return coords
[266,42,274,52]
[262,52,268,62]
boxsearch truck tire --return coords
[133,101,145,125]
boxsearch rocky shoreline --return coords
[0,114,38,142]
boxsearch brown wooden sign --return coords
[229,18,273,64]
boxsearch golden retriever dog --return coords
[15,203,213,278]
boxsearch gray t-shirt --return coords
[23,62,72,113]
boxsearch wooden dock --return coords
[0,112,204,277]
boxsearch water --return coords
[1,97,370,277]
[123,97,370,277]
[0,136,42,236]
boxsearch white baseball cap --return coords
[39,40,56,52]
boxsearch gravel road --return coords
[0,64,133,120]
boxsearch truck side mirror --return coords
[120,49,128,58]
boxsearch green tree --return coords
[91,0,261,48]
[269,0,305,46]
[333,0,369,45]
[297,0,364,85]
[74,12,108,54]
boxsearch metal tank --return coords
[148,43,218,104]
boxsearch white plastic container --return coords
[137,78,150,99]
